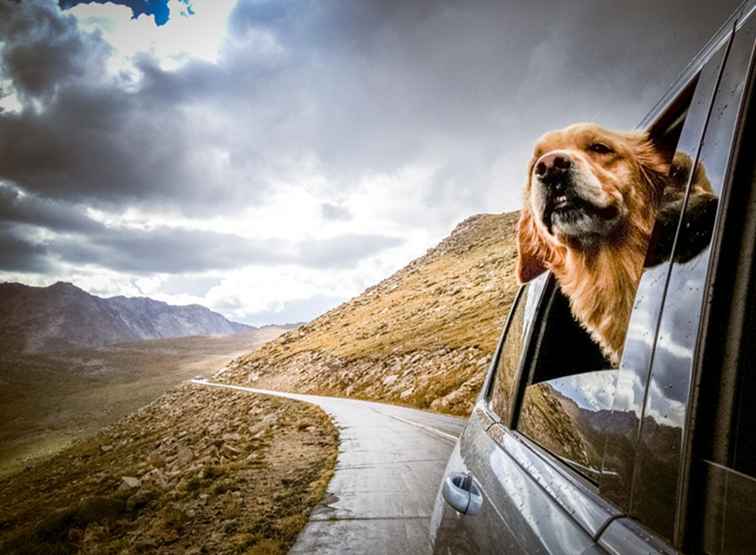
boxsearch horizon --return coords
[0,0,742,326]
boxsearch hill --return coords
[0,281,251,353]
[221,212,520,415]
[0,327,290,476]
[0,383,337,554]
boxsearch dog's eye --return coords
[588,142,613,154]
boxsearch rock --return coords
[100,444,113,453]
[399,388,414,400]
[126,488,156,511]
[119,476,141,490]
[143,468,169,490]
[221,432,241,442]
[382,374,398,386]
[177,447,193,466]
[222,444,241,457]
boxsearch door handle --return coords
[442,472,483,515]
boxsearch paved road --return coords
[191,380,466,554]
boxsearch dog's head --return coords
[516,123,671,282]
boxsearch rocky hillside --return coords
[0,383,338,554]
[0,281,251,353]
[222,212,520,415]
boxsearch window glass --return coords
[488,279,541,423]
[516,284,618,481]
[692,22,756,552]
[518,370,617,481]
[632,18,752,542]
[600,49,726,524]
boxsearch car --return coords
[430,2,756,553]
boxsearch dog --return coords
[515,122,714,366]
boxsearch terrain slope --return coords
[0,327,289,475]
[223,212,520,415]
[0,384,338,554]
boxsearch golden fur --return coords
[515,123,673,365]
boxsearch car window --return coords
[488,277,543,424]
[685,22,756,552]
[598,41,729,530]
[697,122,756,555]
[515,283,618,481]
[514,60,724,488]
[631,17,753,544]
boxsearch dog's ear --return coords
[629,131,672,194]
[516,207,548,283]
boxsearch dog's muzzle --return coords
[534,152,619,237]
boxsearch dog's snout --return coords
[535,152,572,184]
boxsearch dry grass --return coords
[225,212,521,415]
[0,328,287,476]
[0,384,338,554]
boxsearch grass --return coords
[0,327,286,476]
[225,212,521,415]
[0,385,339,555]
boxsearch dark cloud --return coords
[0,223,51,273]
[0,216,403,274]
[0,182,101,233]
[0,0,110,100]
[1,0,743,219]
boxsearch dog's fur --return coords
[515,123,675,365]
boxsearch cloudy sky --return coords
[0,0,742,325]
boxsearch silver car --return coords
[431,2,756,553]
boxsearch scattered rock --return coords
[119,476,141,490]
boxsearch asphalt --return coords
[190,380,466,554]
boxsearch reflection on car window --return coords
[519,371,617,481]
[488,281,537,424]
[515,282,617,481]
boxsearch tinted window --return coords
[516,283,617,481]
[632,19,751,543]
[687,22,756,552]
[488,286,529,423]
[600,47,727,528]
[490,276,545,424]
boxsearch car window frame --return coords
[676,13,756,552]
[481,274,549,427]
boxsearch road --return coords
[191,380,466,554]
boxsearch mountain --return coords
[221,212,520,415]
[0,281,251,353]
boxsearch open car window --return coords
[513,67,720,487]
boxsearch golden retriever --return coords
[515,122,706,366]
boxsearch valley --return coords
[0,327,289,476]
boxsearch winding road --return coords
[191,380,465,554]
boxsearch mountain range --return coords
[0,281,251,353]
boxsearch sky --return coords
[0,0,743,326]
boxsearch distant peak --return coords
[50,281,81,290]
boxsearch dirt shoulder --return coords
[0,383,338,554]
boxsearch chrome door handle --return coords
[442,472,483,515]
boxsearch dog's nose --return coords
[534,153,572,182]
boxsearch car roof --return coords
[638,0,755,131]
